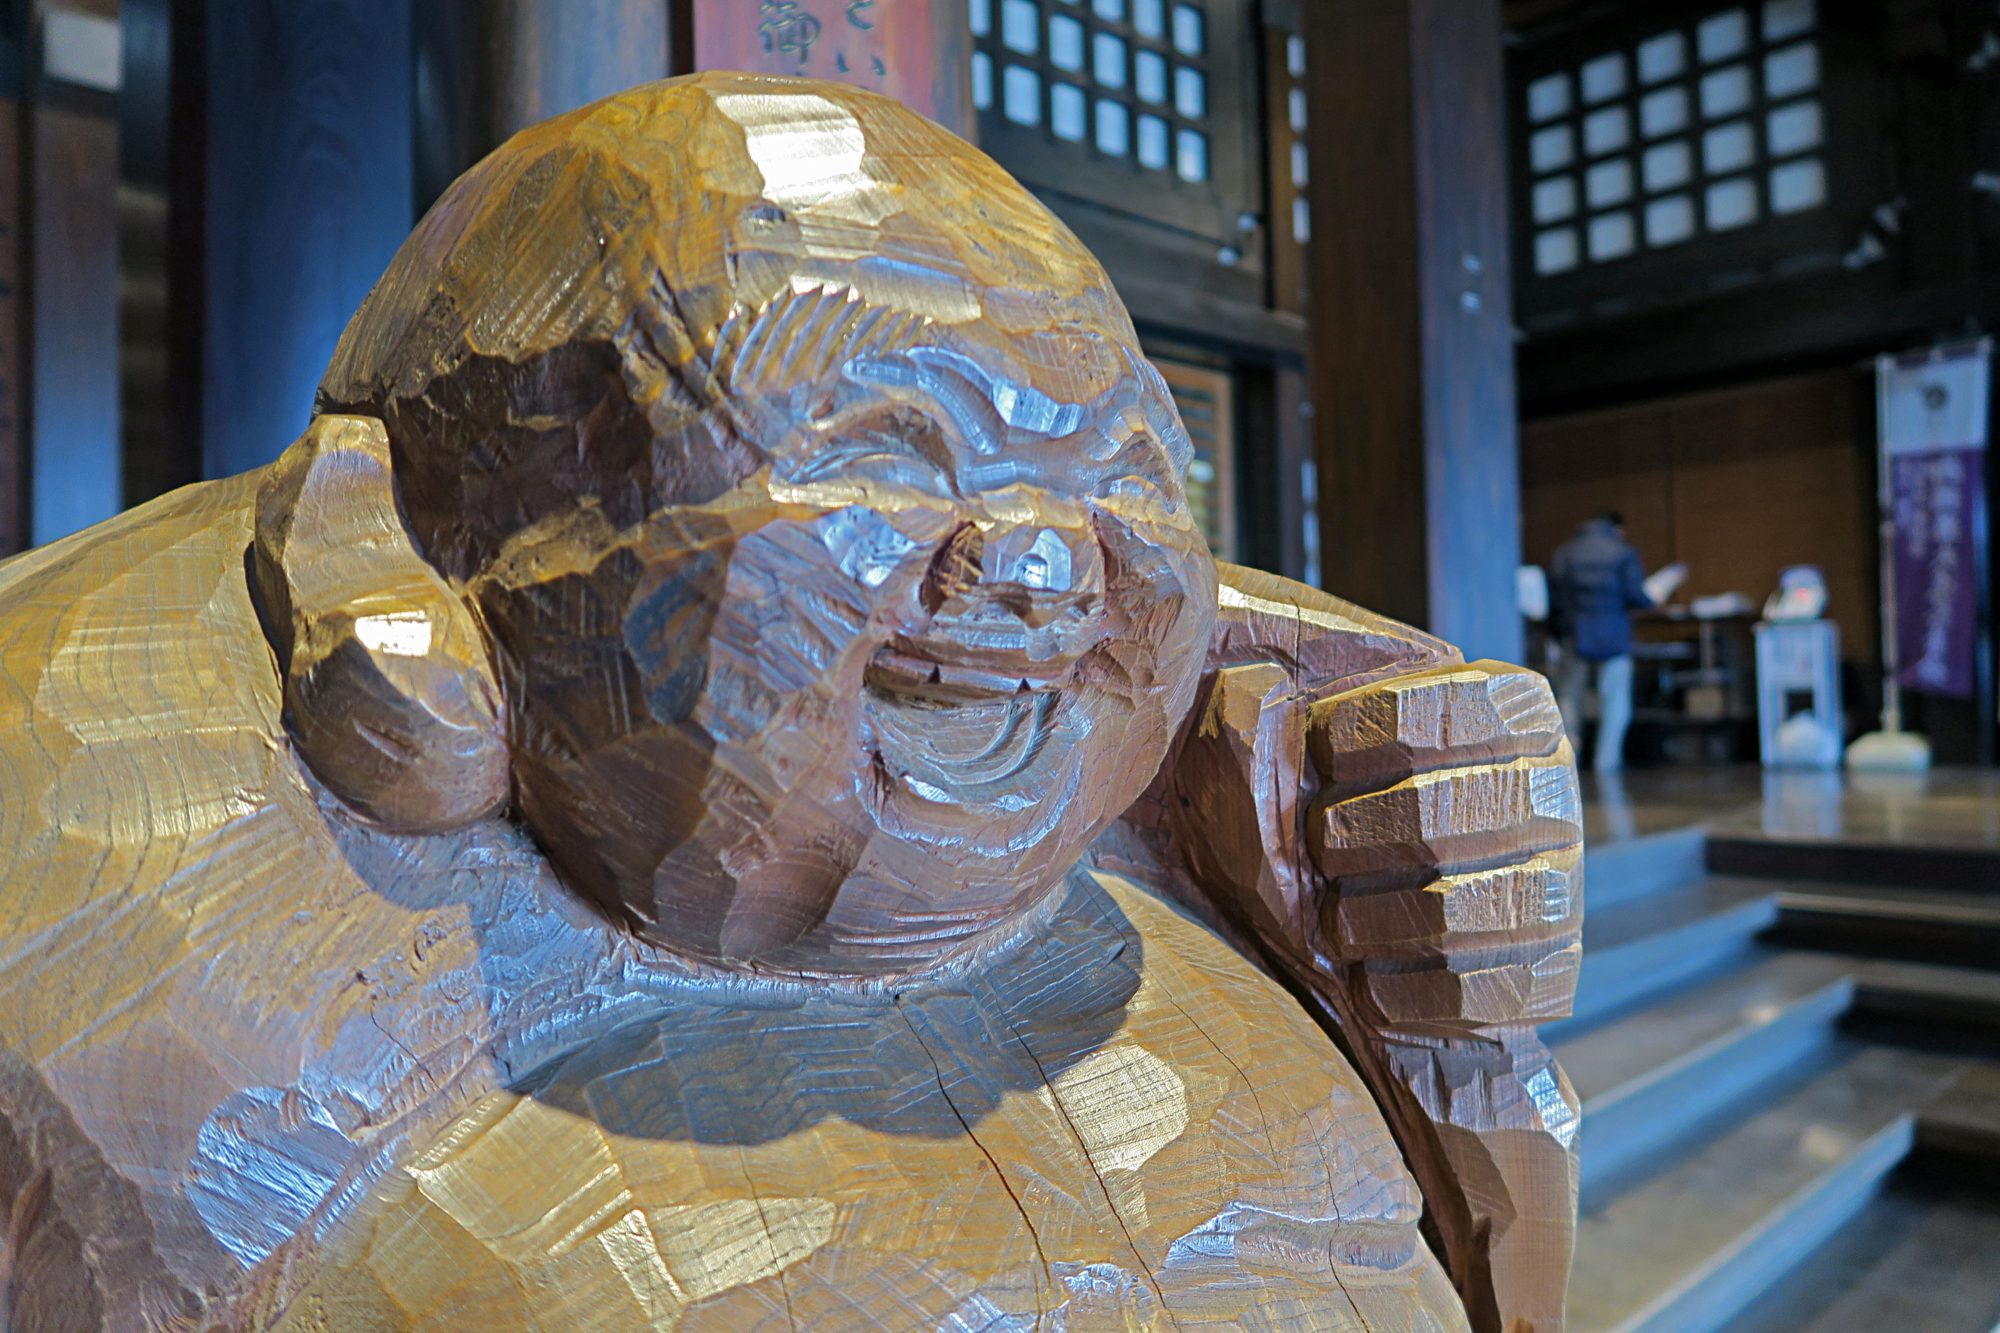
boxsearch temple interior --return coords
[1,1,1998,1329]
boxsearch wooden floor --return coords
[1584,763,2000,850]
[1561,762,2000,1333]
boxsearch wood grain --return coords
[0,73,1575,1330]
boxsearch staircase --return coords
[1556,826,2000,1333]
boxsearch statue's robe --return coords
[0,475,1467,1330]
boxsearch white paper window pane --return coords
[1704,121,1755,173]
[1644,139,1693,190]
[970,0,992,38]
[1531,125,1574,173]
[1765,42,1819,98]
[1581,53,1626,103]
[1094,33,1127,88]
[1638,32,1685,84]
[1096,99,1129,155]
[1641,87,1688,137]
[1176,66,1205,118]
[1293,196,1310,244]
[1288,87,1307,134]
[1528,73,1570,123]
[1137,113,1170,168]
[972,51,993,109]
[1584,106,1630,156]
[1701,65,1751,118]
[1589,211,1636,260]
[1135,49,1167,102]
[1533,175,1577,223]
[1176,128,1207,181]
[1002,0,1039,54]
[1536,227,1580,275]
[1287,35,1306,80]
[1698,9,1749,62]
[1767,99,1821,156]
[1645,194,1696,245]
[1291,141,1308,187]
[1049,14,1085,70]
[1093,0,1125,19]
[1133,0,1165,39]
[1770,155,1826,212]
[1002,65,1041,125]
[1706,175,1758,229]
[1763,0,1814,42]
[1172,5,1204,55]
[1586,158,1633,207]
[1051,83,1087,140]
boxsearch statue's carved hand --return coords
[1156,564,1583,1333]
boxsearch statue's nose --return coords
[988,526,1080,593]
[922,521,1103,624]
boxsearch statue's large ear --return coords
[252,415,509,832]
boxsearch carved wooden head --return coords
[296,72,1217,977]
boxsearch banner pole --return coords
[1874,353,1904,736]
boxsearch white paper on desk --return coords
[1644,562,1689,606]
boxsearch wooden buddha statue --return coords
[0,73,1582,1331]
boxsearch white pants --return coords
[1556,652,1634,773]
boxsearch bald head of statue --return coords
[301,73,1218,979]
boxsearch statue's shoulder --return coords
[0,472,284,870]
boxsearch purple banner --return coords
[1892,446,1983,699]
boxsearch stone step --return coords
[1852,958,2000,1037]
[1916,1062,2000,1163]
[1554,877,1780,1033]
[1707,831,2000,893]
[1770,882,2000,969]
[1555,950,1855,1199]
[1567,1043,1966,1333]
[1584,825,1710,912]
[1716,1166,2000,1333]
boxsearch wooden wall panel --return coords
[1522,369,1877,670]
[689,0,971,139]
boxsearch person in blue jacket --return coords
[1549,511,1658,773]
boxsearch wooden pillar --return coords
[681,0,972,139]
[413,0,672,211]
[28,4,119,545]
[1303,0,1523,664]
[199,0,413,479]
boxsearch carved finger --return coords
[1305,663,1584,1029]
[1308,660,1565,800]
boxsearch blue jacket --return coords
[1550,520,1653,661]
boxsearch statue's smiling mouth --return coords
[861,640,1087,809]
[862,644,1074,703]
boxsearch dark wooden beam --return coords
[414,0,672,212]
[1304,0,1523,663]
[201,0,413,479]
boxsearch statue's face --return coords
[473,297,1216,978]
[319,75,1219,976]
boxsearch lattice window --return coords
[1520,0,1827,278]
[1261,8,1309,314]
[969,0,1261,253]
[972,0,1216,183]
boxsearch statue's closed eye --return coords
[786,406,956,495]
